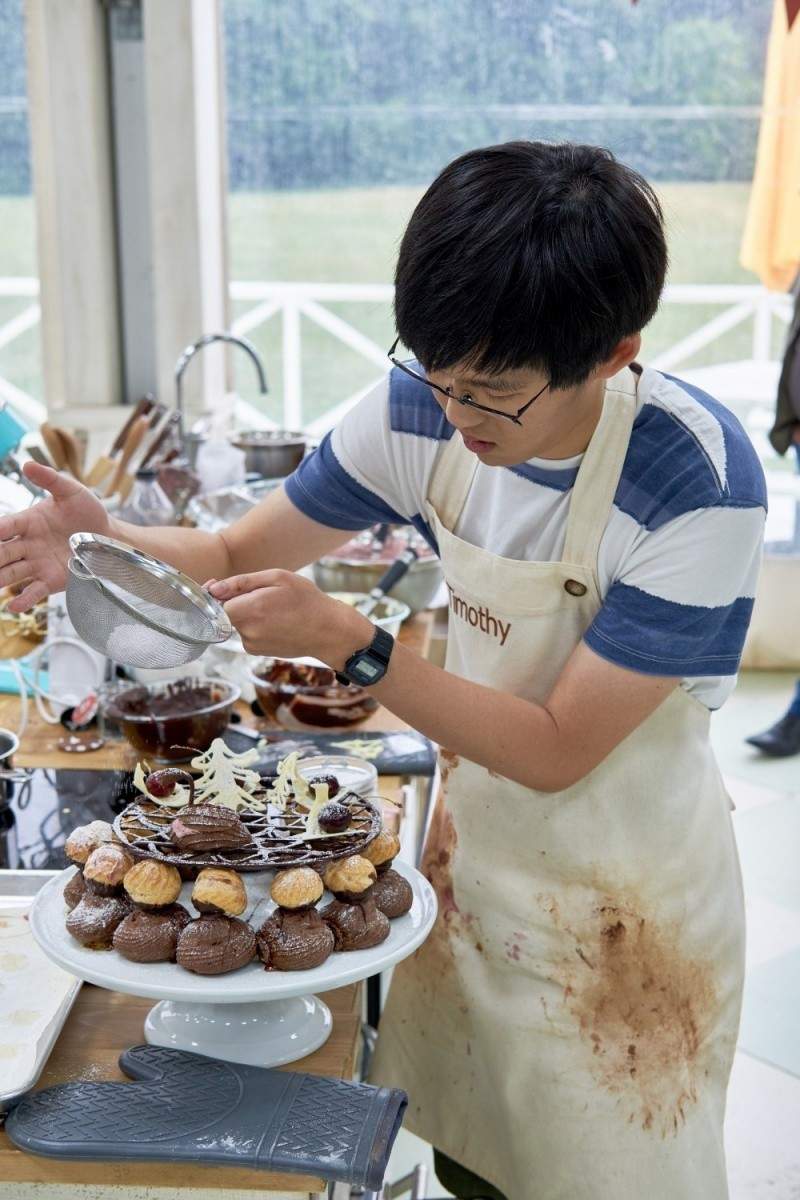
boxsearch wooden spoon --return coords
[50,426,85,482]
[40,423,67,472]
[85,396,154,488]
[104,414,151,499]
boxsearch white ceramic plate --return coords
[30,861,436,1005]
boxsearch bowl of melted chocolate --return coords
[105,678,240,762]
[250,657,378,731]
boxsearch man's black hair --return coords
[394,141,668,390]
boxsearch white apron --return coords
[371,367,745,1200]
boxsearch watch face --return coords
[351,656,382,684]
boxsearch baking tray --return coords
[0,868,82,1116]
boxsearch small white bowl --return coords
[328,592,411,637]
[296,753,379,800]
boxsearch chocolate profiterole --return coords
[113,905,191,963]
[176,915,256,975]
[321,855,390,951]
[362,831,413,919]
[63,868,86,910]
[257,868,333,971]
[170,805,251,853]
[124,859,182,910]
[64,821,115,907]
[83,844,135,897]
[66,893,132,950]
[191,867,247,916]
[65,820,115,865]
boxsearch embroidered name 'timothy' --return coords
[447,584,511,646]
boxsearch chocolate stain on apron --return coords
[370,367,745,1200]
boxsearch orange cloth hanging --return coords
[740,0,800,291]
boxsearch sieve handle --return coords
[66,555,106,595]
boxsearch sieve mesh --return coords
[65,534,231,668]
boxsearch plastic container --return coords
[195,439,247,493]
[327,593,410,637]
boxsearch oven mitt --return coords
[6,1043,407,1191]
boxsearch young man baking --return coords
[0,141,765,1199]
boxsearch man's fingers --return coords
[210,570,286,600]
[0,558,32,590]
[0,535,25,569]
[210,573,262,600]
[22,460,82,500]
[7,579,48,612]
[222,593,258,626]
[0,513,28,543]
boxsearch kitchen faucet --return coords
[173,332,268,438]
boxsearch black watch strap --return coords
[336,625,394,688]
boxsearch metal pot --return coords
[313,554,443,613]
[0,730,27,786]
[230,430,307,478]
[0,728,29,869]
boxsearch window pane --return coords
[0,0,42,425]
[223,0,772,438]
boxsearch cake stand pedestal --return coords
[29,862,437,1068]
[144,995,333,1067]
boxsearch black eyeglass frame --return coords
[388,337,549,426]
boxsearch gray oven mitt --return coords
[6,1043,406,1191]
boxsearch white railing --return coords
[0,278,792,437]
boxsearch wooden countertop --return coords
[0,610,433,1193]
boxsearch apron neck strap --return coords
[561,367,638,569]
[425,368,638,562]
[426,431,479,531]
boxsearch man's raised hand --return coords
[0,462,111,611]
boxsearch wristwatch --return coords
[335,625,395,687]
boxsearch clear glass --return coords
[115,474,176,527]
[221,1,771,446]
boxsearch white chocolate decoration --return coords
[132,739,266,812]
[268,751,311,812]
[303,782,330,838]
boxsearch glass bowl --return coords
[105,677,240,762]
[250,658,378,731]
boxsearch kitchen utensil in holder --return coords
[65,533,231,668]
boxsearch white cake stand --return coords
[30,863,437,1068]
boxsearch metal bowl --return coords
[187,480,282,533]
[230,430,307,478]
[314,554,442,613]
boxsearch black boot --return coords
[746,712,800,757]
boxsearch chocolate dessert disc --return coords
[113,790,381,873]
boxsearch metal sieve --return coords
[65,533,232,668]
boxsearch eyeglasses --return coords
[388,337,549,426]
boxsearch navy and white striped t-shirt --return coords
[286,364,767,710]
